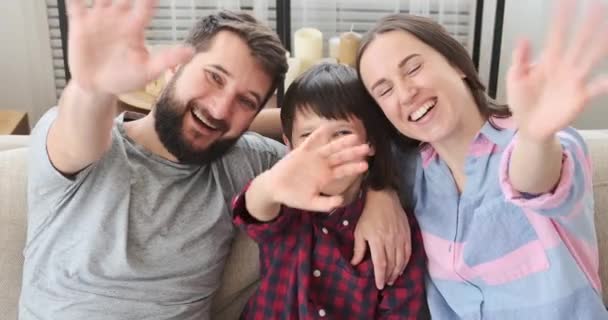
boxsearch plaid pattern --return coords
[233,186,428,319]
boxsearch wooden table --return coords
[118,90,282,141]
[117,90,278,114]
[0,110,30,135]
[118,90,155,115]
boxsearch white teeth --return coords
[410,99,436,122]
[192,108,218,130]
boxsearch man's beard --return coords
[153,84,241,165]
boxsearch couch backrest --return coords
[583,130,608,304]
[0,135,28,152]
[0,130,607,319]
[0,147,28,319]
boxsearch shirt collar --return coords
[419,118,516,167]
[318,188,365,224]
[477,118,515,148]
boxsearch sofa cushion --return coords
[1,130,608,319]
[211,230,260,318]
[0,135,29,152]
[0,147,28,320]
[582,130,608,305]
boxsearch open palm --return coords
[269,124,370,213]
[67,0,193,95]
[506,0,608,142]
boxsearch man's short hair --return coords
[185,11,288,109]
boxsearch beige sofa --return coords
[1,131,608,319]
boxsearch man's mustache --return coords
[187,101,229,132]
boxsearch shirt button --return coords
[319,309,326,317]
[322,227,328,234]
[342,220,349,226]
[313,269,321,277]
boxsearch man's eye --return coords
[207,71,223,85]
[300,132,311,139]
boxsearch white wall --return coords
[476,0,497,90]
[0,1,57,126]
[497,0,608,129]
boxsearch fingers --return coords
[397,237,412,279]
[543,0,576,62]
[146,45,195,82]
[369,240,387,290]
[387,242,404,286]
[331,162,368,181]
[67,0,87,20]
[302,123,354,152]
[382,240,396,287]
[578,22,608,79]
[327,144,370,167]
[351,235,367,265]
[132,0,158,32]
[567,1,605,61]
[309,195,344,213]
[317,134,361,158]
[509,38,532,80]
[93,0,112,9]
[587,75,608,100]
[116,0,133,11]
[403,235,412,273]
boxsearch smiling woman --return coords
[356,1,608,318]
[357,13,510,146]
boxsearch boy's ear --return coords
[368,142,376,157]
[282,134,293,150]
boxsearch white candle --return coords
[284,57,302,91]
[294,28,323,72]
[329,36,340,60]
[339,31,362,67]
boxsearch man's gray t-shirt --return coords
[20,109,286,320]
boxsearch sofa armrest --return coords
[211,230,260,317]
[212,281,259,320]
[0,135,29,151]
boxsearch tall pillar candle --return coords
[284,56,302,91]
[294,27,323,72]
[329,36,340,60]
[338,31,361,67]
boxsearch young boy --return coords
[232,63,428,319]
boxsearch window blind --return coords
[46,0,473,98]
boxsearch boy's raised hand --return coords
[67,0,194,95]
[255,123,370,215]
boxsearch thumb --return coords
[351,234,367,265]
[309,195,343,213]
[146,45,195,82]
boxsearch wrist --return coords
[68,81,116,105]
[246,171,282,221]
[516,131,558,149]
[257,169,282,205]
